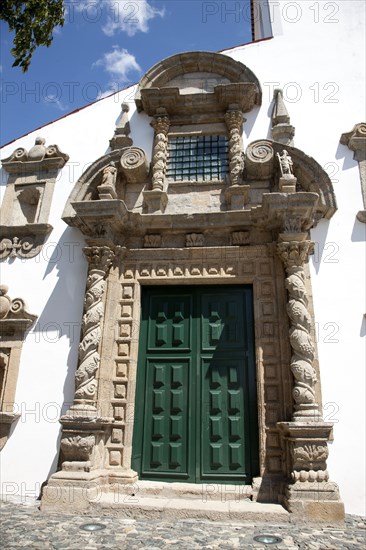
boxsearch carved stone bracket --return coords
[277,240,322,422]
[340,122,366,223]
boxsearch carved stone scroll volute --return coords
[277,240,321,421]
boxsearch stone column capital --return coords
[83,245,117,275]
[151,112,170,135]
[277,240,314,269]
[224,108,245,132]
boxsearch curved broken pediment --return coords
[135,51,262,118]
[62,146,149,225]
[245,140,337,220]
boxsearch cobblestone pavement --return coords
[0,499,365,550]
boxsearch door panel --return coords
[141,358,192,479]
[133,286,258,484]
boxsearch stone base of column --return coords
[277,421,345,523]
[284,482,345,523]
[279,175,297,193]
[225,185,250,209]
[143,190,168,213]
[41,470,109,512]
[41,468,138,512]
[97,183,117,200]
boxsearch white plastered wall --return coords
[0,88,153,501]
[0,0,365,515]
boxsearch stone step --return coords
[93,493,290,522]
[107,480,254,501]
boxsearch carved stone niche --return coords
[0,285,37,449]
[1,137,69,259]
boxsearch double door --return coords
[132,286,259,483]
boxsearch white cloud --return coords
[43,95,68,112]
[94,47,142,82]
[102,0,165,37]
[96,88,119,100]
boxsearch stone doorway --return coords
[132,285,259,484]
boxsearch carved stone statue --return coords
[102,162,117,188]
[98,162,118,199]
[277,150,293,176]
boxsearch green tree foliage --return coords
[0,0,65,72]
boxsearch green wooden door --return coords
[132,286,259,483]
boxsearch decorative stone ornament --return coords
[340,122,366,223]
[186,233,204,247]
[109,103,133,150]
[120,147,149,183]
[1,137,69,259]
[271,89,295,146]
[0,285,37,449]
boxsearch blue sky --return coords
[0,0,253,146]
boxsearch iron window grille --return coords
[166,135,229,182]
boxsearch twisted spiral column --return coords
[151,113,170,191]
[71,245,116,412]
[224,109,245,185]
[277,240,321,421]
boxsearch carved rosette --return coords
[277,241,321,420]
[151,113,170,191]
[73,246,116,408]
[224,109,245,185]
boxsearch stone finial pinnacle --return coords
[271,89,295,146]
